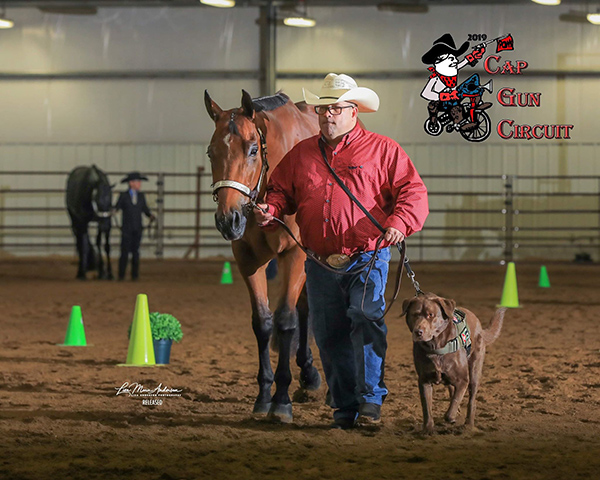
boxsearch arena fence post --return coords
[156,172,165,259]
[502,175,514,263]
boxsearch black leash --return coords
[252,140,424,322]
[317,140,423,319]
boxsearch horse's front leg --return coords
[104,225,113,280]
[268,245,308,423]
[236,246,274,415]
[96,227,106,279]
[77,228,90,280]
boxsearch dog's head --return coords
[401,293,456,343]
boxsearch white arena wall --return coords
[0,4,598,261]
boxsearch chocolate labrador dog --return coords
[402,293,505,434]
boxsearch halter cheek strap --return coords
[211,127,269,204]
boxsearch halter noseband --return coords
[211,125,269,207]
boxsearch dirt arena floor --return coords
[1,257,599,480]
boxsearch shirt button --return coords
[324,218,329,222]
[333,152,337,155]
[328,183,333,186]
[325,199,330,203]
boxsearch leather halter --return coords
[91,187,112,218]
[211,125,269,206]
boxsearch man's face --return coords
[129,180,142,191]
[434,53,458,77]
[317,102,358,142]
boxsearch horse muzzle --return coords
[215,208,247,241]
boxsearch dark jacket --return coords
[115,190,152,233]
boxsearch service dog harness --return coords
[423,309,472,356]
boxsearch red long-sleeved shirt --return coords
[265,123,429,257]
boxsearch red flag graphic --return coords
[496,34,514,53]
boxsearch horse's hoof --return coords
[299,367,321,391]
[267,403,293,424]
[252,401,272,415]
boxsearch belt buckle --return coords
[326,254,351,269]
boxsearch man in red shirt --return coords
[255,73,429,429]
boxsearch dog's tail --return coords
[482,307,506,346]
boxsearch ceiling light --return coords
[531,0,561,6]
[0,3,13,28]
[0,17,13,28]
[283,16,316,27]
[588,13,600,25]
[200,0,235,8]
[283,1,316,28]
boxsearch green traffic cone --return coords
[58,306,87,346]
[122,294,155,366]
[221,261,233,284]
[499,262,520,308]
[538,265,551,288]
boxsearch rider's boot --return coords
[473,94,492,110]
[427,101,438,125]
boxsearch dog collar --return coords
[421,309,472,356]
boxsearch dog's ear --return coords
[401,297,414,317]
[434,296,456,319]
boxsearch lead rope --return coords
[250,139,425,321]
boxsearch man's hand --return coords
[472,45,486,59]
[254,203,274,227]
[383,227,404,245]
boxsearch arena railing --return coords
[0,170,598,262]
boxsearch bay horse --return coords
[204,90,321,422]
[66,165,113,280]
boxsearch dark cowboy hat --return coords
[421,33,470,65]
[121,171,149,183]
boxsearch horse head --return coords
[92,181,114,220]
[205,89,267,241]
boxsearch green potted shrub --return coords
[128,312,183,364]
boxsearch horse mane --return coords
[227,92,291,135]
[252,92,290,112]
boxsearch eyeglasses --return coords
[314,104,356,116]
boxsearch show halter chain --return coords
[211,122,425,321]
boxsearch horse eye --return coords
[249,145,259,157]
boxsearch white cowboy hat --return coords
[302,73,380,113]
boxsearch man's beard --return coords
[320,121,338,139]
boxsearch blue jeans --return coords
[305,248,390,422]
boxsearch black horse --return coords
[66,165,114,280]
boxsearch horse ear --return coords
[241,90,255,119]
[204,90,223,122]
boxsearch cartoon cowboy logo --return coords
[421,33,492,136]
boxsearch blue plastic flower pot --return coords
[153,339,173,364]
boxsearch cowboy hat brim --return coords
[121,175,149,183]
[421,40,469,65]
[302,87,380,113]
